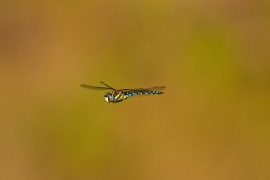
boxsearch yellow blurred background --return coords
[1,1,270,180]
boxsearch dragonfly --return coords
[80,81,166,103]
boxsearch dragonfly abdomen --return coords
[124,90,163,98]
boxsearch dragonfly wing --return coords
[146,86,166,92]
[80,84,113,90]
[120,86,166,92]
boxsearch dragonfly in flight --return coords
[80,81,166,103]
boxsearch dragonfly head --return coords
[104,92,114,103]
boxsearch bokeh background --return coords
[1,1,270,180]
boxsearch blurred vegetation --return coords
[0,0,270,180]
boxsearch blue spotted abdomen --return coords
[124,90,163,98]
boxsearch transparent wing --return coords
[80,84,113,90]
[145,86,166,91]
[120,86,166,92]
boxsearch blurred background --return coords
[1,0,270,180]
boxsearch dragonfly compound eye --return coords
[104,93,114,103]
[104,95,110,103]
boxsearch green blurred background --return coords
[1,1,270,180]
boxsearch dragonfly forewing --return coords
[80,84,113,90]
